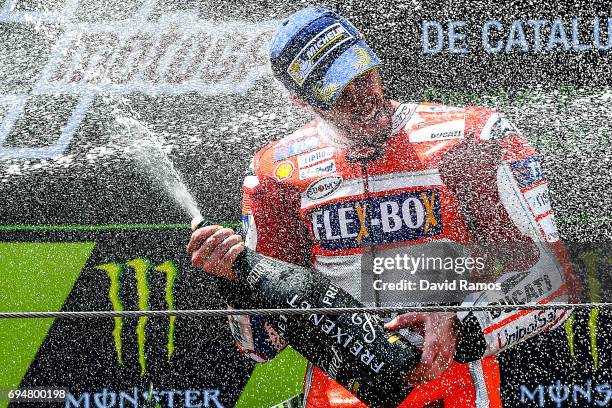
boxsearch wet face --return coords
[314,68,394,147]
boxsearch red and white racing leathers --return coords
[229,102,578,408]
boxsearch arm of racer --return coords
[442,113,580,362]
[187,217,289,364]
[385,312,458,385]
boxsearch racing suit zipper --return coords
[360,159,380,307]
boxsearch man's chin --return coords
[339,115,393,147]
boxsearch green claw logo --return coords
[564,251,610,370]
[96,258,179,376]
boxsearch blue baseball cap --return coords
[270,7,381,110]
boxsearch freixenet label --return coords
[286,292,386,374]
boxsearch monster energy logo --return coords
[565,250,611,370]
[96,258,179,376]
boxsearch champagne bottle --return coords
[229,249,422,408]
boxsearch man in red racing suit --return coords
[187,6,578,408]
[231,101,576,408]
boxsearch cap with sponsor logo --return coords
[270,6,381,110]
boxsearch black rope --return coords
[0,302,610,319]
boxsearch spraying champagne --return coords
[194,220,421,408]
[119,118,420,407]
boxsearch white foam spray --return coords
[117,116,202,221]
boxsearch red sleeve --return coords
[440,108,576,278]
[442,108,581,358]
